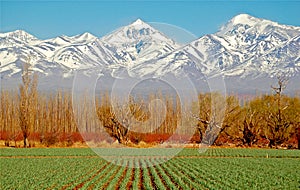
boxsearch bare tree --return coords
[97,95,144,144]
[239,110,261,146]
[264,75,292,148]
[192,93,238,145]
[19,59,38,147]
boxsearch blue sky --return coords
[1,1,299,41]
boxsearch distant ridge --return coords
[1,14,299,93]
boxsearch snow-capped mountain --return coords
[0,14,299,93]
[125,14,299,79]
[102,19,180,65]
[0,19,180,77]
[214,14,300,77]
[0,31,100,76]
[0,30,39,47]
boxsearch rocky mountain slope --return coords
[1,14,299,93]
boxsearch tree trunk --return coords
[297,127,300,150]
[198,127,203,143]
[23,134,28,148]
[268,139,275,148]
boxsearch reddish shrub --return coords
[80,132,110,142]
[43,132,59,146]
[71,132,84,142]
[29,132,40,142]
[141,133,171,143]
[0,131,9,140]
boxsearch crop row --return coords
[1,155,299,189]
[1,147,300,158]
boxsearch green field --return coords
[1,148,299,189]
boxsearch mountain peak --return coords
[230,14,261,26]
[218,14,270,35]
[0,30,38,43]
[74,32,96,41]
[10,29,31,35]
[218,13,299,36]
[102,18,156,43]
[1,30,38,42]
[131,18,145,26]
[127,18,152,30]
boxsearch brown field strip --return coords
[1,155,299,159]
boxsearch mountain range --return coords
[1,14,299,94]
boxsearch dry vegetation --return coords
[1,63,299,148]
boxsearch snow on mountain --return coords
[52,38,123,69]
[126,34,224,77]
[217,14,299,52]
[0,31,42,71]
[102,19,180,65]
[126,14,300,78]
[0,19,180,76]
[71,32,97,43]
[0,31,103,75]
[0,30,39,47]
[0,14,299,93]
[214,14,300,77]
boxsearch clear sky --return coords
[1,0,299,40]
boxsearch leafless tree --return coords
[191,93,235,145]
[97,96,144,144]
[19,58,38,147]
[239,110,261,146]
[264,75,292,147]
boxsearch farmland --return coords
[1,148,299,189]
